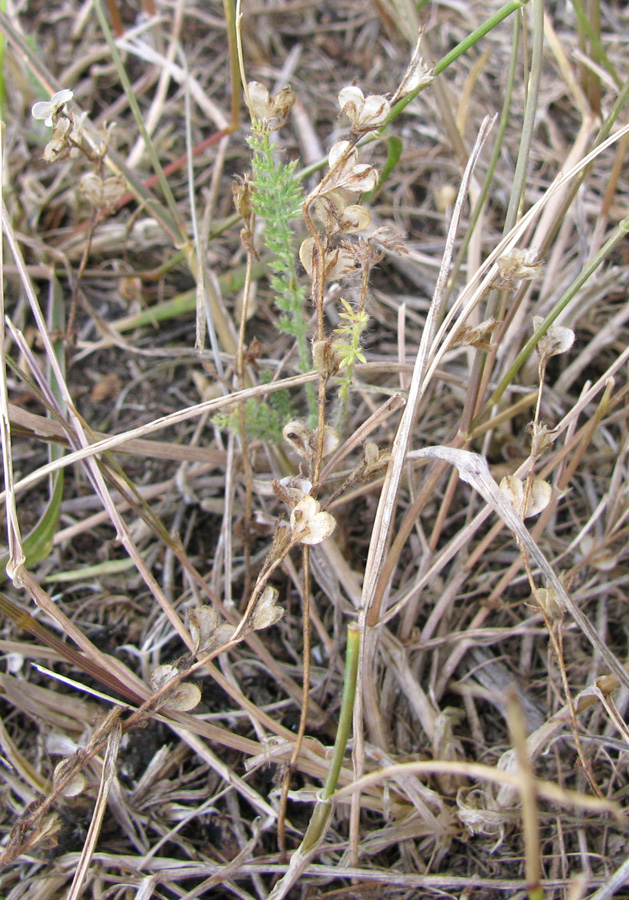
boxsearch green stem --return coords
[571,0,620,89]
[385,0,530,126]
[298,622,360,856]
[322,622,360,800]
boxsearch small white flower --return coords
[32,89,74,127]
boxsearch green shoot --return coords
[248,127,316,420]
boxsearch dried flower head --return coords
[536,586,563,620]
[453,317,502,352]
[327,141,379,194]
[251,585,284,630]
[274,475,313,508]
[497,248,543,282]
[299,237,358,283]
[150,664,201,711]
[392,38,433,102]
[42,117,72,163]
[282,419,340,462]
[500,474,552,518]
[338,85,390,132]
[532,316,575,359]
[80,173,126,211]
[363,441,391,476]
[312,338,345,378]
[283,419,312,460]
[313,190,371,235]
[187,605,234,653]
[247,81,295,129]
[290,495,336,545]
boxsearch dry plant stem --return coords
[0,708,124,866]
[363,118,494,629]
[428,460,465,553]
[482,218,629,416]
[414,379,626,700]
[230,537,301,644]
[236,251,254,598]
[277,543,312,858]
[587,856,629,900]
[320,392,405,482]
[222,0,242,131]
[5,370,319,500]
[419,125,629,405]
[335,252,371,432]
[171,541,328,717]
[1,661,276,867]
[538,603,604,800]
[407,446,629,693]
[302,138,357,486]
[92,0,187,243]
[506,690,543,900]
[67,214,98,342]
[349,120,495,864]
[66,719,122,900]
[334,758,619,816]
[0,590,146,706]
[3,210,192,647]
[0,127,22,571]
[483,378,615,606]
[396,449,461,639]
[495,674,625,812]
[521,357,548,520]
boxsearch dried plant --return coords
[1,1,629,899]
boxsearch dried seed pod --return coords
[251,585,284,630]
[532,316,575,359]
[338,85,390,131]
[290,496,336,545]
[499,474,552,518]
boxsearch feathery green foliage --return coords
[248,127,316,419]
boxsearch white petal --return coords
[338,85,365,125]
[31,101,52,121]
[338,85,364,109]
[299,237,316,277]
[252,586,284,630]
[525,480,552,517]
[51,88,74,106]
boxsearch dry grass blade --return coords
[65,716,122,900]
